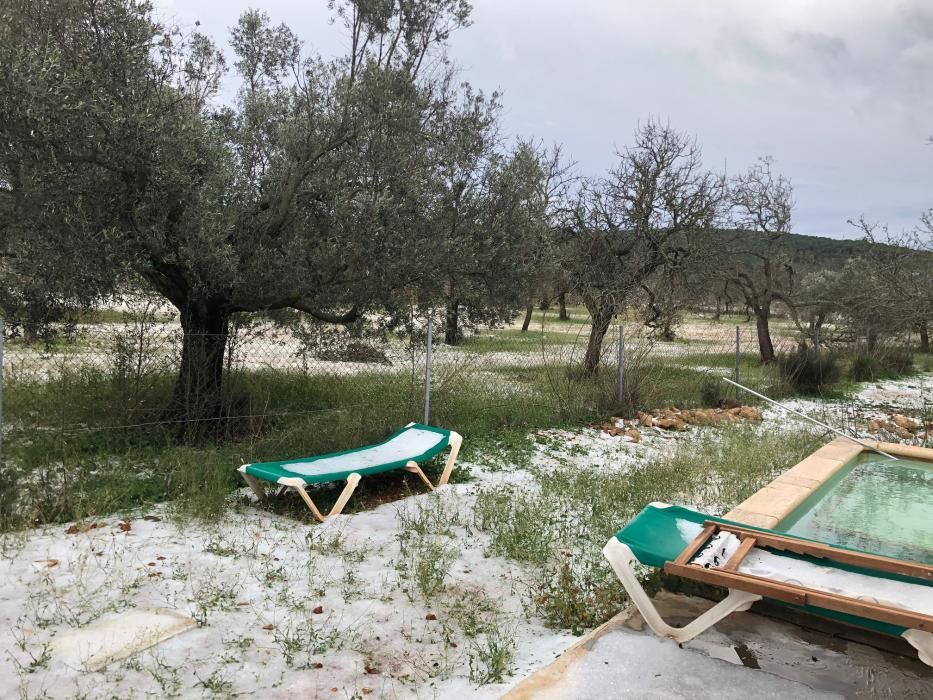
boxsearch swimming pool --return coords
[776,456,933,564]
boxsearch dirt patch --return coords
[593,405,763,437]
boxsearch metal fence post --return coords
[423,315,432,425]
[0,318,4,468]
[734,325,740,402]
[617,325,625,406]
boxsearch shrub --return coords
[700,376,723,407]
[776,347,841,395]
[848,348,914,382]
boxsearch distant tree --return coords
[413,96,550,345]
[0,0,476,431]
[719,158,795,364]
[517,144,576,333]
[823,218,933,352]
[563,121,723,374]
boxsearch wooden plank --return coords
[703,521,933,582]
[723,536,757,572]
[673,524,717,566]
[664,562,808,605]
[663,562,933,631]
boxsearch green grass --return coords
[0,359,620,531]
[3,322,924,532]
[475,426,824,632]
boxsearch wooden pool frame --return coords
[724,438,933,529]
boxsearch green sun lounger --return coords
[603,502,933,666]
[238,423,462,521]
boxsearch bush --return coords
[849,347,915,382]
[700,376,723,407]
[777,347,841,395]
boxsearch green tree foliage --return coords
[794,220,933,353]
[0,0,499,431]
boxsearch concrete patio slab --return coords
[503,593,933,699]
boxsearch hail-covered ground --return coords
[1,375,929,699]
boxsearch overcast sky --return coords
[156,0,933,239]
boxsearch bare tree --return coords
[721,157,795,363]
[564,121,723,373]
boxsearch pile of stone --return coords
[593,404,764,441]
[866,414,931,441]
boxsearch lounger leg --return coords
[603,537,761,644]
[404,461,435,492]
[289,483,327,522]
[328,473,362,518]
[437,431,463,486]
[277,474,362,522]
[240,471,269,504]
[903,629,933,667]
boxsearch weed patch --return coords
[475,426,822,631]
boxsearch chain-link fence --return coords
[0,308,923,455]
[0,305,927,528]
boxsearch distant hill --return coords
[715,229,897,271]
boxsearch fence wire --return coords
[0,310,920,447]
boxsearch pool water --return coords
[778,457,933,565]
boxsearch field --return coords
[1,302,931,697]
[1,375,930,698]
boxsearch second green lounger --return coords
[238,423,462,521]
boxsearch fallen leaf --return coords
[312,605,324,614]
[147,572,162,578]
[362,689,373,695]
[425,613,437,621]
[311,662,323,669]
[261,624,274,631]
[117,521,132,533]
[364,665,380,675]
[143,515,162,522]
[236,601,250,607]
[147,562,156,567]
[34,559,59,568]
[65,522,105,535]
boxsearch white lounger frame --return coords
[602,536,933,666]
[239,430,462,522]
[602,536,761,644]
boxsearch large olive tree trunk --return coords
[445,299,461,345]
[521,300,533,332]
[168,301,230,438]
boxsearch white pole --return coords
[721,377,898,461]
[617,325,625,405]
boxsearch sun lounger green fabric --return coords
[238,423,462,521]
[603,502,933,666]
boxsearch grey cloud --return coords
[157,0,932,238]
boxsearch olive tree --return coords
[800,219,933,352]
[1,0,476,429]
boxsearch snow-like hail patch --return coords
[1,373,929,697]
